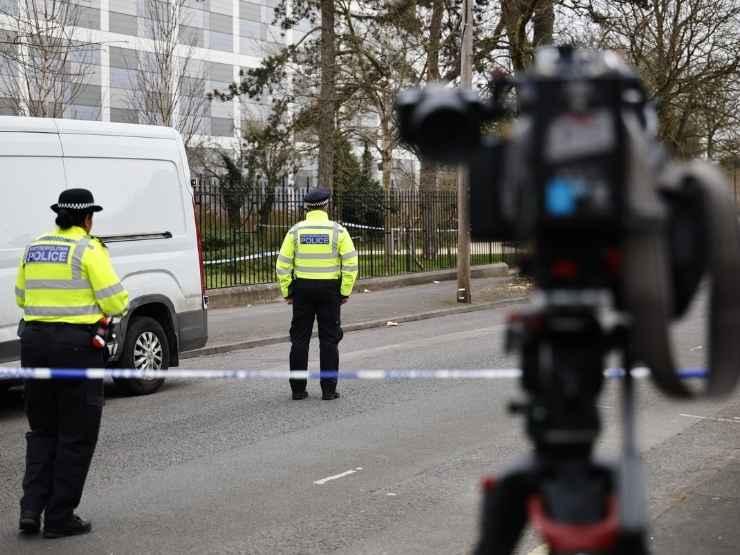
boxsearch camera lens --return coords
[414,103,481,162]
[398,86,483,164]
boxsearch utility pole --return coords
[456,0,473,303]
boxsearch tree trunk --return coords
[381,113,395,261]
[502,0,555,71]
[420,0,444,261]
[259,181,277,227]
[533,0,555,47]
[427,0,443,82]
[420,160,437,260]
[318,0,336,191]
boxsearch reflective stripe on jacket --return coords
[276,210,358,298]
[15,226,129,323]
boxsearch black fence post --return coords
[405,225,411,273]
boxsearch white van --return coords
[0,117,208,395]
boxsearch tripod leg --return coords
[474,463,533,555]
[615,358,650,555]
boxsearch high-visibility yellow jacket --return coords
[15,226,129,324]
[276,210,358,298]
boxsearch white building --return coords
[0,0,301,145]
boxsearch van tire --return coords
[114,316,169,396]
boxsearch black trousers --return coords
[19,322,105,526]
[289,279,343,394]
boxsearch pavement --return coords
[189,273,531,358]
[1,292,739,553]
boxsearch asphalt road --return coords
[1,294,738,554]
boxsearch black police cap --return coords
[51,188,103,213]
[304,187,331,209]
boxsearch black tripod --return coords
[475,300,649,555]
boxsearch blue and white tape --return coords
[0,367,707,381]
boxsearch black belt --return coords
[25,321,94,330]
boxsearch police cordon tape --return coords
[0,367,707,381]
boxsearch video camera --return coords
[397,46,740,554]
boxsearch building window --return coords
[76,7,100,30]
[179,25,204,47]
[209,12,232,34]
[211,117,234,136]
[109,47,138,70]
[207,61,233,83]
[65,104,100,121]
[239,1,260,22]
[209,31,233,52]
[110,108,139,124]
[110,12,138,35]
[73,84,101,107]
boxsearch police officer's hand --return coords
[286,297,293,305]
[341,296,349,305]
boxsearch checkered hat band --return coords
[305,200,329,207]
[58,202,94,210]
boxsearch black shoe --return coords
[43,514,92,539]
[19,511,41,534]
[292,391,308,400]
[322,391,340,400]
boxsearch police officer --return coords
[15,188,129,538]
[276,187,358,400]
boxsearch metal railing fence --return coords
[193,178,521,289]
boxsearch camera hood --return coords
[623,130,740,398]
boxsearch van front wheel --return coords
[114,316,169,396]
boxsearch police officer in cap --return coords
[15,188,129,538]
[276,187,358,399]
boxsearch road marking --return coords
[680,413,740,424]
[314,467,364,485]
[527,545,549,555]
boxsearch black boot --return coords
[43,514,92,539]
[19,511,41,534]
[322,391,340,400]
[292,391,308,400]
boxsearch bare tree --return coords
[124,0,208,148]
[564,0,740,158]
[0,0,97,117]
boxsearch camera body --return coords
[397,47,654,292]
[398,45,740,397]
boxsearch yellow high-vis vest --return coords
[15,226,129,324]
[276,210,358,298]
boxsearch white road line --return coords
[527,545,549,555]
[680,413,740,424]
[314,467,364,485]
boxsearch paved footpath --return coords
[193,275,530,357]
